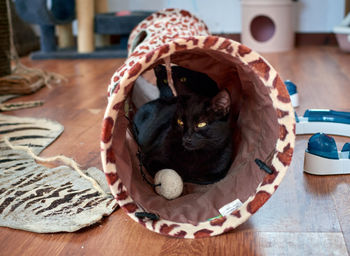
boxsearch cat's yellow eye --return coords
[163,79,168,84]
[180,77,187,83]
[197,122,207,128]
[177,118,184,126]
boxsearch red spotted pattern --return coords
[160,224,179,234]
[218,39,233,53]
[277,143,293,166]
[261,168,278,186]
[116,190,128,200]
[152,219,159,230]
[203,36,218,48]
[113,102,123,111]
[138,217,147,227]
[120,69,126,77]
[113,76,119,83]
[131,51,144,58]
[173,230,187,238]
[231,210,241,218]
[145,51,155,63]
[113,84,120,94]
[123,203,138,213]
[174,42,187,51]
[277,109,290,118]
[118,182,124,192]
[157,44,170,59]
[247,191,271,214]
[238,44,252,57]
[180,10,191,17]
[293,123,296,135]
[249,58,270,81]
[128,63,142,79]
[194,229,213,238]
[101,117,114,143]
[279,124,288,141]
[105,172,118,186]
[210,216,227,226]
[273,76,291,103]
[186,37,199,45]
[106,147,116,164]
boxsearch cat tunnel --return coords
[101,9,295,238]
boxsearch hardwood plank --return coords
[257,232,347,256]
[159,232,348,256]
[1,46,350,255]
[330,177,350,255]
[238,139,343,233]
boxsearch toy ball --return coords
[154,169,183,200]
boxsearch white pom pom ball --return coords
[154,169,183,200]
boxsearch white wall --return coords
[296,0,345,32]
[108,0,241,33]
[108,0,346,33]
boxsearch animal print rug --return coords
[0,114,118,233]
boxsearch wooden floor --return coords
[1,46,350,256]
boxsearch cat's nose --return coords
[182,136,192,146]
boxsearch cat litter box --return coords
[101,9,295,238]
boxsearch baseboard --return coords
[295,33,337,46]
[214,33,338,46]
[214,34,241,42]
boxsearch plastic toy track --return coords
[296,109,350,137]
[304,133,350,175]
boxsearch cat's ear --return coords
[154,65,166,77]
[211,89,231,116]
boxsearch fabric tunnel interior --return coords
[100,9,295,238]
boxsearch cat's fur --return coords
[154,65,219,98]
[132,65,233,184]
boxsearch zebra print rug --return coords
[0,114,118,233]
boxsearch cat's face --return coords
[173,93,231,151]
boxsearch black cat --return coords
[154,65,219,98]
[132,66,233,184]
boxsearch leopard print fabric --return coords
[101,9,295,238]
